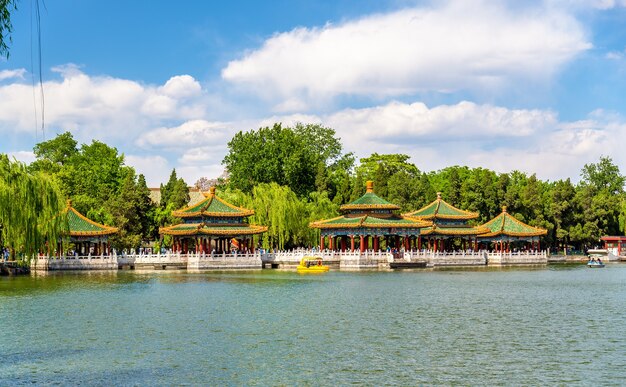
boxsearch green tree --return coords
[223,123,345,197]
[549,179,576,249]
[0,0,17,59]
[160,169,189,212]
[29,131,78,175]
[0,155,66,262]
[106,173,143,251]
[245,183,306,250]
[572,157,625,247]
[356,153,419,197]
[580,156,625,195]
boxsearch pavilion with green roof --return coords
[310,181,431,252]
[58,200,118,257]
[160,186,267,254]
[403,192,489,251]
[477,206,547,252]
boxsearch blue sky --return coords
[1,0,626,186]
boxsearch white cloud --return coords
[125,154,170,186]
[159,75,202,99]
[136,119,233,149]
[235,102,622,182]
[222,1,590,109]
[0,69,26,81]
[0,66,209,141]
[6,150,36,164]
[548,0,626,9]
[325,101,556,142]
[177,164,226,187]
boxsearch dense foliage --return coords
[223,123,350,197]
[27,132,165,251]
[0,155,66,262]
[222,124,626,251]
[2,124,624,256]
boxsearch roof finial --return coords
[366,180,374,193]
[210,186,216,195]
[502,205,507,213]
[66,199,72,207]
[437,192,442,200]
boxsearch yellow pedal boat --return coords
[296,257,329,273]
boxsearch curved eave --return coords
[66,207,118,236]
[421,226,490,236]
[69,229,118,237]
[479,213,548,238]
[404,213,479,221]
[172,209,255,218]
[478,230,547,238]
[310,215,431,229]
[159,224,267,236]
[403,198,478,220]
[172,193,255,218]
[340,204,400,211]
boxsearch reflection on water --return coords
[1,265,625,385]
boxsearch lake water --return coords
[1,265,625,385]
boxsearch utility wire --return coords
[35,0,45,141]
[30,0,38,141]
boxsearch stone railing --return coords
[33,254,119,271]
[188,252,262,270]
[486,250,547,265]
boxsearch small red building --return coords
[600,236,626,257]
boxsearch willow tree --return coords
[0,155,66,262]
[244,183,306,250]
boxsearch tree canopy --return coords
[4,125,626,255]
[223,123,346,197]
[0,155,66,261]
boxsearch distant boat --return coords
[587,258,605,268]
[296,257,329,273]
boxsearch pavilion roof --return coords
[310,214,430,229]
[172,187,254,218]
[159,223,267,237]
[478,207,547,238]
[64,201,118,237]
[403,193,478,220]
[340,181,400,211]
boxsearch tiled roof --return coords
[478,207,547,238]
[64,201,118,237]
[340,180,400,211]
[172,187,254,218]
[403,193,478,220]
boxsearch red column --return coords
[537,240,541,251]
[360,235,365,253]
[350,235,355,252]
[320,235,325,250]
[404,236,409,250]
[329,236,334,251]
[395,235,400,249]
[373,236,379,251]
[341,237,346,252]
[418,236,422,250]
